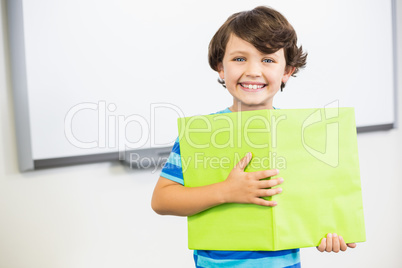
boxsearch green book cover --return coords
[178,108,365,251]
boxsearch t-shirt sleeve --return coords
[160,137,184,185]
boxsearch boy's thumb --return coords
[237,152,252,170]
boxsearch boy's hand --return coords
[317,233,357,253]
[222,152,283,206]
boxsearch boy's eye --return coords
[233,57,245,62]
[263,59,274,63]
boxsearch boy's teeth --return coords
[242,83,264,89]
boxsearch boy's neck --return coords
[229,101,275,112]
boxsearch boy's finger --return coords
[257,187,282,197]
[317,238,326,252]
[252,169,279,180]
[253,198,277,207]
[235,152,252,170]
[325,233,333,252]
[347,243,357,248]
[339,236,348,251]
[259,177,283,188]
[332,233,340,253]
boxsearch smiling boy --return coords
[217,34,291,111]
[152,6,355,267]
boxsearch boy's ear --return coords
[217,63,224,80]
[282,66,296,83]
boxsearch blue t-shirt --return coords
[160,107,301,268]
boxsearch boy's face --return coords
[218,34,294,111]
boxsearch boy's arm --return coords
[151,176,226,216]
[151,152,283,216]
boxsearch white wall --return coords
[0,0,401,267]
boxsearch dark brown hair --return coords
[208,6,307,90]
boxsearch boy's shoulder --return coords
[210,107,232,115]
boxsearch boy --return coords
[152,6,356,267]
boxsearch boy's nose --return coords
[245,62,262,77]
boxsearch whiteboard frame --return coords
[6,0,397,171]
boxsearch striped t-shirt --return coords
[160,107,301,268]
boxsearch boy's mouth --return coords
[239,82,267,92]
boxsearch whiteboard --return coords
[7,0,396,171]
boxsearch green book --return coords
[178,108,365,251]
